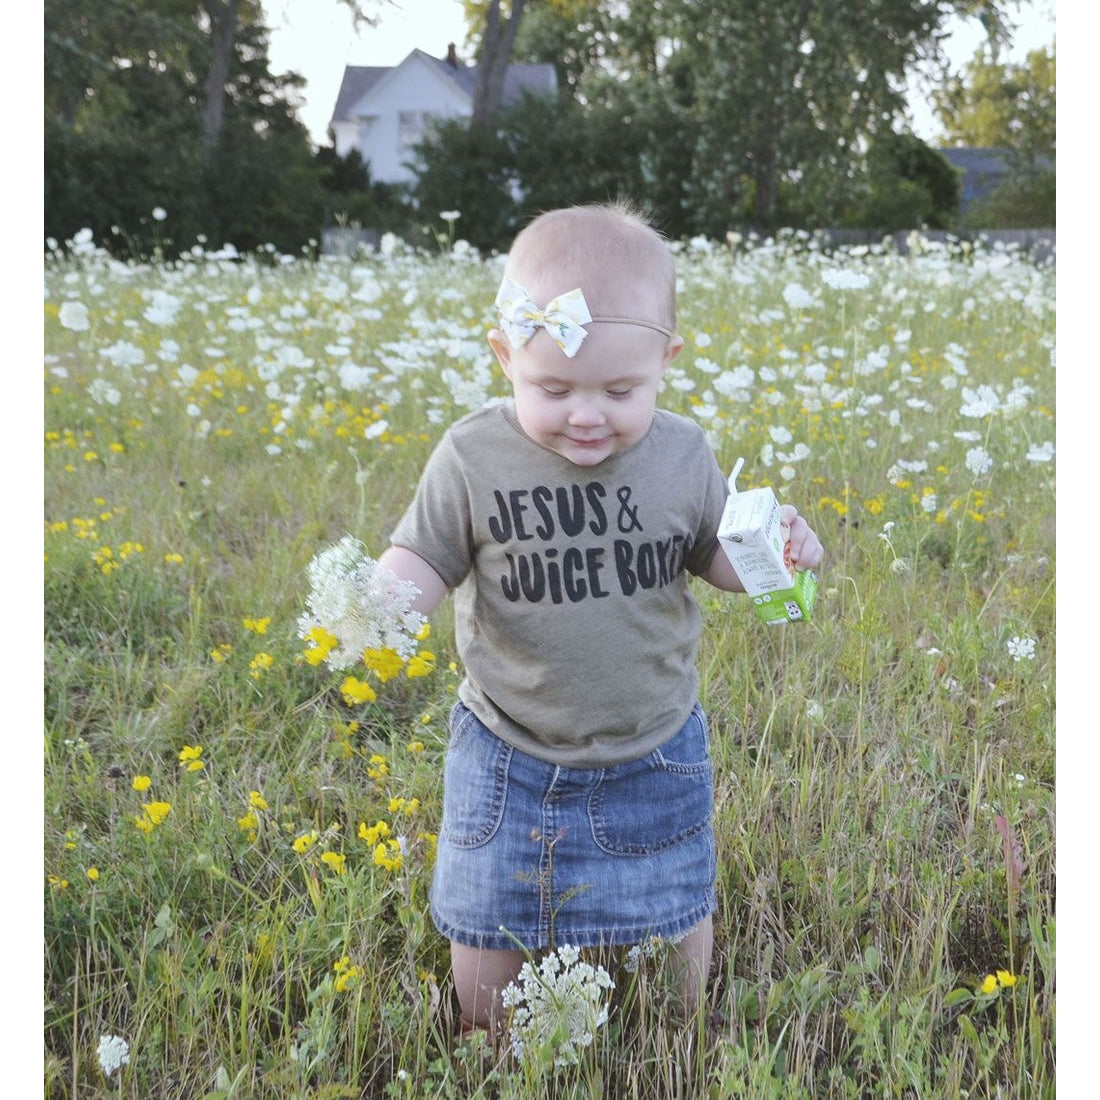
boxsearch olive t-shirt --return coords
[390,401,729,767]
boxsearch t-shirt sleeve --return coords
[388,432,474,590]
[685,441,730,576]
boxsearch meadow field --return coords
[44,224,1055,1098]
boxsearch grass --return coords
[44,226,1055,1098]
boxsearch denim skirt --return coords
[429,701,717,951]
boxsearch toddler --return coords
[377,202,824,1033]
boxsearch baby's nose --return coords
[567,399,606,426]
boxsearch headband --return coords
[494,275,674,359]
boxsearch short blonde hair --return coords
[504,202,677,332]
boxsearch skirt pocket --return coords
[588,705,713,856]
[440,703,513,850]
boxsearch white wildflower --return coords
[59,300,90,332]
[1006,636,1037,662]
[501,945,615,1070]
[1026,441,1054,463]
[623,932,686,973]
[959,385,1001,418]
[821,267,870,291]
[87,378,122,407]
[298,537,426,667]
[97,1034,130,1077]
[782,282,816,309]
[151,206,167,221]
[965,447,994,476]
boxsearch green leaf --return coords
[958,1014,980,1044]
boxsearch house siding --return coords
[330,50,556,185]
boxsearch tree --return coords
[856,133,961,230]
[470,0,529,129]
[934,44,1055,227]
[503,0,1017,233]
[43,0,334,252]
[934,45,1055,164]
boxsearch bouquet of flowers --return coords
[298,536,426,670]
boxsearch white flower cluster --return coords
[821,267,870,291]
[97,1034,130,1077]
[298,536,425,668]
[501,945,615,1069]
[622,931,686,973]
[1006,635,1037,662]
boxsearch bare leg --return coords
[668,914,713,1018]
[451,941,526,1033]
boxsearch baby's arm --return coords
[700,504,824,592]
[377,545,450,617]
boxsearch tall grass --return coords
[44,227,1055,1098]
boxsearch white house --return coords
[329,45,557,185]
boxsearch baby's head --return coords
[501,201,678,342]
[489,203,684,468]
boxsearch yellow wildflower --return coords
[996,970,1017,988]
[406,651,436,678]
[86,867,100,882]
[178,744,205,771]
[358,820,391,846]
[321,851,347,875]
[135,801,172,832]
[363,647,403,682]
[210,643,233,663]
[249,652,275,678]
[374,839,404,872]
[248,790,269,810]
[340,676,377,706]
[367,754,388,779]
[333,955,363,992]
[243,616,270,634]
[407,739,426,753]
[980,974,999,995]
[303,625,338,666]
[237,810,260,841]
[293,830,319,854]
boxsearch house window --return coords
[398,111,441,148]
[398,111,422,146]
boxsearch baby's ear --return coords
[661,334,685,371]
[488,328,514,379]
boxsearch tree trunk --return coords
[202,0,240,161]
[471,0,526,130]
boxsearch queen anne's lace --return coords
[298,536,425,668]
[97,1034,130,1077]
[500,945,614,1069]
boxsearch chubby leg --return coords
[668,914,713,1017]
[451,941,526,1033]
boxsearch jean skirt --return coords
[429,700,717,951]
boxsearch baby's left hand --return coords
[780,505,824,570]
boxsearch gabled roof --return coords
[330,49,557,124]
[937,147,1013,175]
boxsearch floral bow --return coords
[494,276,594,359]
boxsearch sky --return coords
[263,0,1057,148]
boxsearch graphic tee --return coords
[390,401,730,767]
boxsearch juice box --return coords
[717,460,818,625]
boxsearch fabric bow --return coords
[494,276,594,359]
